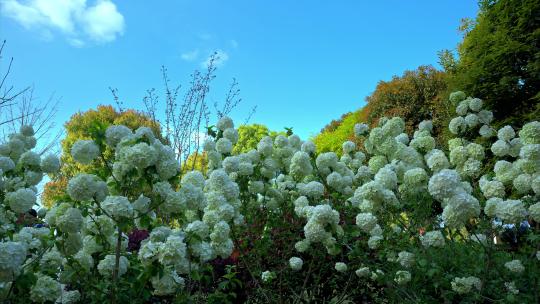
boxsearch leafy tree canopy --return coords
[42,105,161,207]
[450,0,540,126]
[234,124,283,154]
[366,65,448,134]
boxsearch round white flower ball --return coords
[289,257,303,271]
[356,213,378,233]
[19,151,41,168]
[71,140,99,165]
[394,270,411,285]
[67,174,100,201]
[6,188,36,213]
[428,169,462,201]
[478,110,494,124]
[529,202,540,222]
[223,128,239,144]
[451,276,481,294]
[261,270,276,283]
[498,126,516,141]
[216,138,233,154]
[449,117,466,135]
[217,116,234,131]
[334,262,348,273]
[301,140,316,154]
[504,259,524,273]
[0,156,15,172]
[496,200,527,224]
[519,121,540,144]
[294,240,310,253]
[355,267,370,278]
[449,91,466,104]
[101,196,134,219]
[354,123,369,137]
[40,154,61,173]
[20,125,35,136]
[480,180,505,199]
[105,125,132,147]
[0,241,27,282]
[30,275,61,303]
[456,100,469,116]
[479,124,495,138]
[484,197,502,217]
[342,141,356,154]
[513,174,531,194]
[151,270,185,296]
[464,113,479,128]
[420,230,445,248]
[56,207,84,233]
[397,251,415,268]
[468,98,483,112]
[491,139,510,157]
[98,255,129,278]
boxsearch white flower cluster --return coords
[448,141,484,178]
[397,251,415,268]
[451,276,481,294]
[296,202,342,254]
[97,254,130,278]
[261,270,276,283]
[71,140,99,165]
[504,259,524,273]
[30,274,62,303]
[289,256,303,271]
[448,93,493,137]
[428,169,479,228]
[334,262,348,273]
[490,126,521,157]
[394,270,411,285]
[0,125,62,294]
[420,231,445,248]
[505,281,519,295]
[0,241,27,282]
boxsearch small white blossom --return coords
[289,257,303,271]
[334,262,348,273]
[504,260,524,274]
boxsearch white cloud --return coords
[80,0,124,43]
[181,49,199,61]
[1,0,125,45]
[202,49,229,68]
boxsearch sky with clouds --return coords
[1,0,479,139]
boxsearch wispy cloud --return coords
[230,39,238,48]
[198,32,212,40]
[201,49,229,68]
[181,49,199,61]
[1,0,125,46]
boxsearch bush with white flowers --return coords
[1,91,540,303]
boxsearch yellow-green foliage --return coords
[182,152,207,175]
[42,105,161,208]
[234,124,284,154]
[313,107,370,154]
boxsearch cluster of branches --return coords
[113,52,254,172]
[0,40,62,154]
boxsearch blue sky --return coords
[1,0,479,140]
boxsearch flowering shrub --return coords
[1,91,539,303]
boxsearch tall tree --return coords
[365,65,448,133]
[450,0,540,125]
